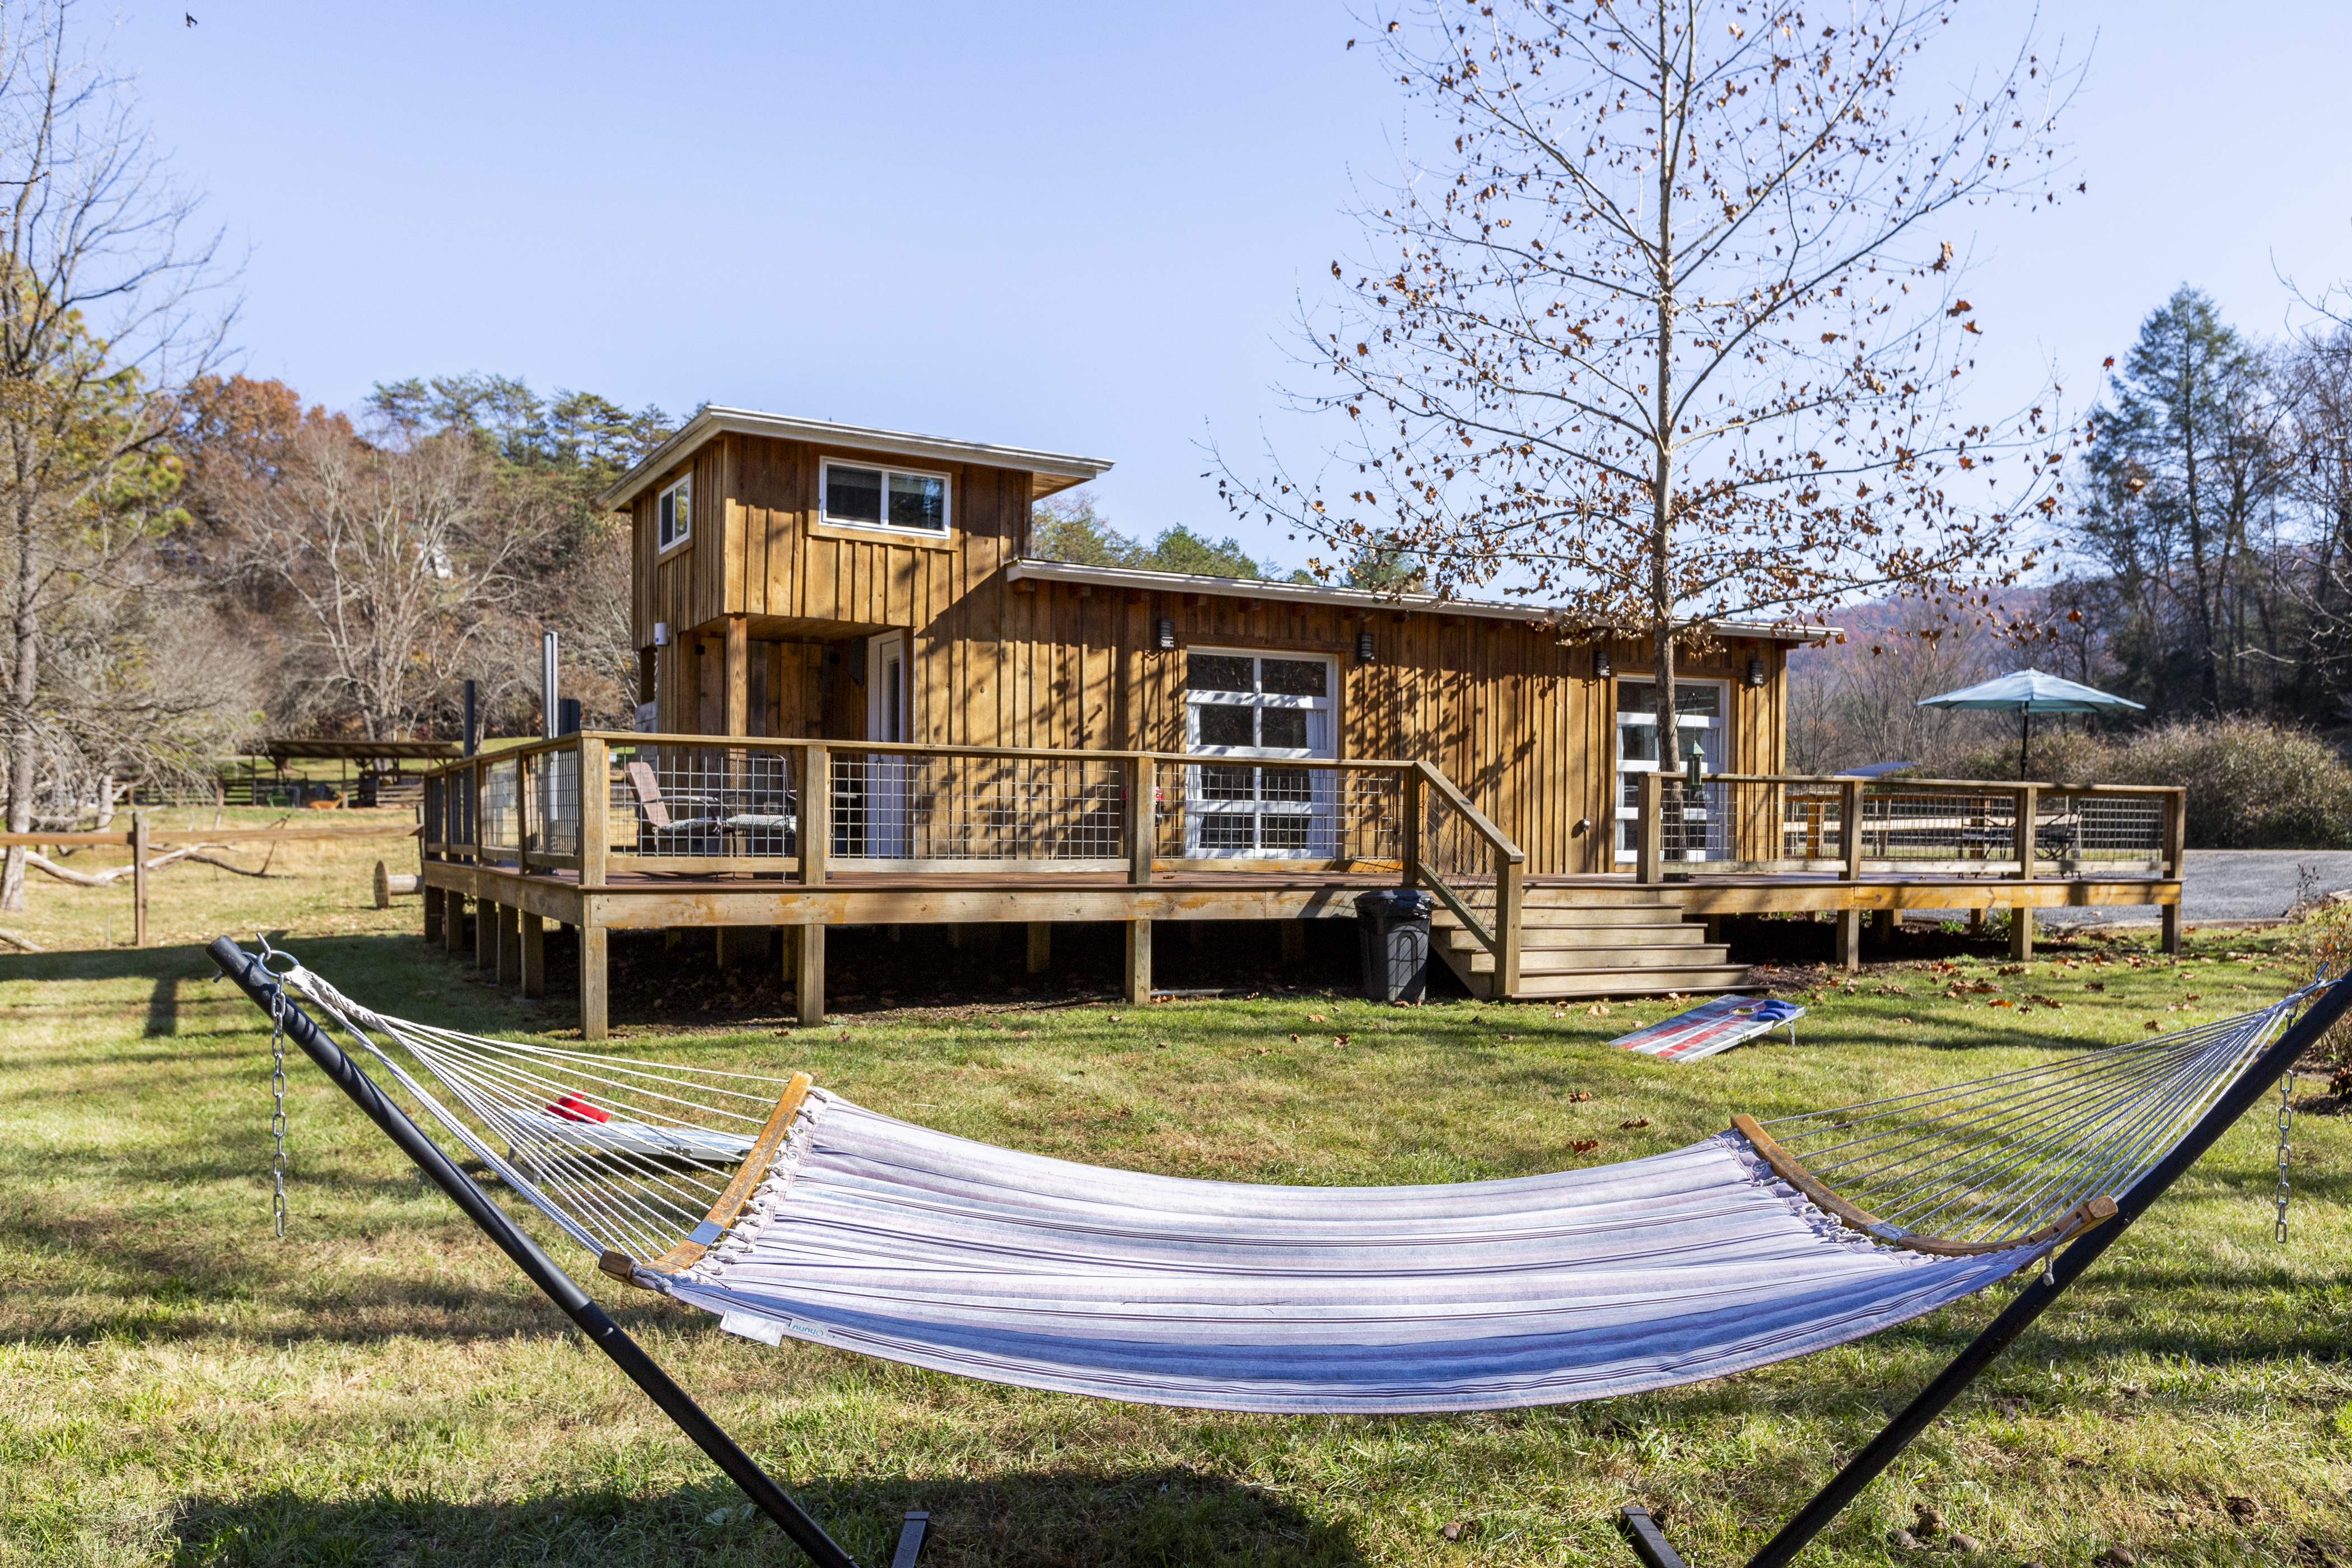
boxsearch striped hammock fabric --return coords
[274,962,2302,1416]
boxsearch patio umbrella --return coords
[1915,668,2144,779]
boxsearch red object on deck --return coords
[549,1093,612,1123]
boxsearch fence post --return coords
[1840,779,1864,883]
[1402,764,1423,889]
[1636,771,1664,883]
[2161,786,2186,955]
[1496,851,1523,997]
[1127,755,1155,885]
[800,745,829,886]
[2012,785,2038,961]
[579,736,608,890]
[131,811,148,948]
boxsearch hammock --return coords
[268,960,2309,1416]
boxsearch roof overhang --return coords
[595,407,1115,512]
[1002,559,1833,642]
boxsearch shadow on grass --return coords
[166,1465,1368,1567]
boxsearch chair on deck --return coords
[622,760,796,852]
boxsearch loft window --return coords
[820,460,950,535]
[657,476,692,551]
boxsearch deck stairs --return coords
[1432,884,1754,1001]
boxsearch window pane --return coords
[1259,767,1312,802]
[1620,724,1660,764]
[825,466,883,524]
[888,471,947,531]
[1188,655,1254,693]
[1260,708,1308,750]
[674,479,691,536]
[1260,658,1327,697]
[1618,680,1719,717]
[1201,815,1255,850]
[1261,814,1310,850]
[658,492,673,545]
[1200,765,1256,800]
[1197,704,1254,746]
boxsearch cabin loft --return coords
[413,407,2186,1037]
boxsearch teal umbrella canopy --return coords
[1914,668,2145,715]
[1914,669,2143,779]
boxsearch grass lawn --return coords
[2,835,2350,1566]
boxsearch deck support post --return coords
[801,745,829,888]
[1281,923,1306,962]
[579,917,607,1041]
[1636,772,1664,884]
[579,736,608,891]
[1837,908,1862,972]
[2161,786,2186,955]
[1872,907,1894,944]
[2162,903,2182,955]
[1124,920,1152,1005]
[795,924,825,1026]
[519,911,544,998]
[1026,922,1051,973]
[1840,779,1865,883]
[496,901,520,986]
[1402,765,1424,889]
[1127,756,1155,885]
[1969,906,1986,934]
[1495,857,1523,997]
[445,891,466,955]
[476,895,496,969]
[423,884,444,944]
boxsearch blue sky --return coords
[120,1,2352,572]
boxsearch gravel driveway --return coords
[2037,849,2352,926]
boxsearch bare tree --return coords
[1224,0,2079,743]
[0,0,231,910]
[232,423,546,740]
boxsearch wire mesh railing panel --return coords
[527,749,581,859]
[1774,785,1846,864]
[1155,765,1406,864]
[609,745,800,860]
[480,760,519,856]
[829,751,1127,864]
[1861,788,2022,866]
[2040,792,2165,866]
[1421,785,1499,934]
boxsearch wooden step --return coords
[1440,923,1706,952]
[1452,943,1734,974]
[1481,967,1759,1000]
[1435,903,1687,928]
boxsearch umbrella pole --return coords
[2019,710,2030,780]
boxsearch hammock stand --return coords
[207,935,2352,1568]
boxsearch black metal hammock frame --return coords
[207,935,2352,1568]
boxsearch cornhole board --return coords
[1608,996,1804,1062]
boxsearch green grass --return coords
[2,845,2351,1565]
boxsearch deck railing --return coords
[418,733,1524,974]
[1632,773,2185,883]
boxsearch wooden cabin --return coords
[413,407,2182,1037]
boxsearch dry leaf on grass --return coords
[1567,1139,1600,1153]
[1620,1117,1650,1130]
[1307,1013,1328,1023]
[1566,1090,1594,1102]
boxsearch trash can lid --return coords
[1354,888,1435,916]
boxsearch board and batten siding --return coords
[628,430,1790,873]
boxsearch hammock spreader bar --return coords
[206,937,922,1568]
[1624,964,2352,1568]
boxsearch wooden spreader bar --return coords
[600,1072,815,1284]
[1730,1113,2119,1257]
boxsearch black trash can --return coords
[1355,888,1435,1002]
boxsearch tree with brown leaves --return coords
[1224,0,2082,730]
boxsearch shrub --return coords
[1929,717,2352,849]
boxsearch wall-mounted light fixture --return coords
[1155,617,1177,651]
[1593,647,1614,680]
[1356,628,1376,664]
[1746,656,1767,688]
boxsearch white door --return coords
[1614,679,1726,862]
[1183,650,1338,857]
[861,633,911,858]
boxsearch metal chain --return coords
[2274,1068,2295,1245]
[269,983,290,1239]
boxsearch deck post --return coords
[1124,920,1152,1005]
[2012,785,2038,962]
[496,900,520,986]
[445,890,466,955]
[724,617,749,738]
[579,915,608,1041]
[1872,907,1894,944]
[1837,907,1862,972]
[476,894,495,969]
[131,811,149,947]
[1496,855,1523,997]
[519,911,544,998]
[2161,786,2186,955]
[800,745,829,886]
[579,736,608,890]
[1840,779,1864,883]
[1127,755,1155,885]
[1026,922,1051,973]
[423,883,444,944]
[795,924,825,1026]
[1636,771,1664,883]
[1402,765,1423,889]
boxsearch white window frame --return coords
[1182,648,1337,860]
[1613,678,1728,864]
[819,459,953,539]
[656,475,692,554]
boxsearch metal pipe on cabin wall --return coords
[542,632,559,742]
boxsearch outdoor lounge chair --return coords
[622,759,795,848]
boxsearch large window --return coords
[657,476,692,551]
[820,460,950,535]
[1184,650,1336,857]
